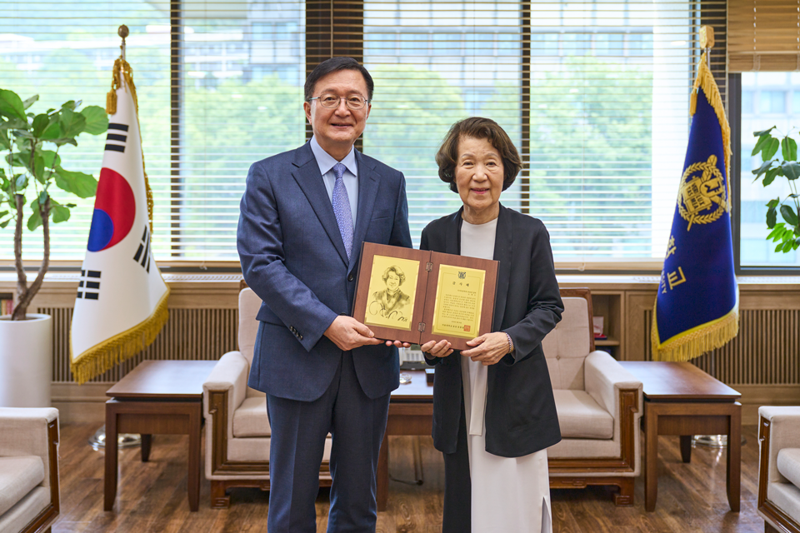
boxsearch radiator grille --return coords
[644,308,800,384]
[41,307,238,383]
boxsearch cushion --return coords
[542,297,591,390]
[0,487,50,533]
[0,456,45,516]
[777,448,800,489]
[553,389,614,440]
[233,397,271,438]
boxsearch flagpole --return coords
[690,24,742,449]
[86,25,142,453]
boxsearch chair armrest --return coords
[203,351,249,422]
[759,406,800,484]
[584,351,642,417]
[0,407,60,504]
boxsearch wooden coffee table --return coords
[619,361,741,512]
[377,370,433,512]
[104,360,216,512]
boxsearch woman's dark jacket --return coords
[421,204,563,458]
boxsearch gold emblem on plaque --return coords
[678,155,726,230]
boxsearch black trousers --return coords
[442,396,472,533]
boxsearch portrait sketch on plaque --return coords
[364,255,420,331]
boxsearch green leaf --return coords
[764,167,781,186]
[0,210,8,218]
[22,95,39,110]
[780,204,799,226]
[764,137,781,160]
[40,120,62,140]
[767,204,778,228]
[50,137,78,148]
[50,201,70,223]
[54,165,97,198]
[782,136,798,161]
[26,198,42,231]
[80,105,108,135]
[59,108,86,139]
[40,150,60,169]
[31,114,49,137]
[0,129,9,151]
[60,100,77,112]
[0,89,27,122]
[32,152,44,183]
[752,159,774,177]
[0,220,8,228]
[15,174,27,190]
[782,161,800,180]
[775,241,785,253]
[767,224,784,241]
[752,133,773,157]
[754,126,777,137]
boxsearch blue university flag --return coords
[651,51,739,362]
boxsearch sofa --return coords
[0,408,60,533]
[758,406,800,533]
[203,285,332,508]
[543,288,643,505]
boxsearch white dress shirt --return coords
[309,136,359,227]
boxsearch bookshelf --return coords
[588,291,624,360]
[0,292,13,316]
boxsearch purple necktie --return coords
[332,163,353,258]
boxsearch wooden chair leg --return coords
[614,478,634,506]
[210,481,231,509]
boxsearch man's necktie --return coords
[332,163,354,258]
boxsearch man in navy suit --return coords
[237,57,412,532]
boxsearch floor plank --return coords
[52,424,764,532]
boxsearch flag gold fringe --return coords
[106,57,155,233]
[651,301,739,362]
[70,288,170,384]
[690,51,732,212]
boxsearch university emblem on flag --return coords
[678,155,727,230]
[70,55,169,384]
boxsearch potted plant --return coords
[751,127,800,253]
[0,87,107,407]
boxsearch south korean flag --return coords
[70,59,169,384]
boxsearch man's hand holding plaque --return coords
[352,242,498,350]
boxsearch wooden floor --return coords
[53,423,766,532]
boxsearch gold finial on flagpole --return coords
[118,25,129,60]
[700,26,715,68]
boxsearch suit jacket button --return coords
[348,274,355,282]
[299,335,303,340]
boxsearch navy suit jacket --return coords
[422,205,563,457]
[238,142,412,401]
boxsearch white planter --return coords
[0,314,52,407]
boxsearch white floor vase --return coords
[0,314,53,407]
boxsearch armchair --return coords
[0,408,59,533]
[758,406,800,533]
[543,288,643,505]
[203,286,332,508]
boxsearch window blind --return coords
[729,0,800,72]
[1,0,724,265]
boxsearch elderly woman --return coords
[421,117,563,533]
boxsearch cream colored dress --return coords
[460,219,552,533]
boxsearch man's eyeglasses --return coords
[307,94,370,110]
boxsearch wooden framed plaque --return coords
[352,242,498,351]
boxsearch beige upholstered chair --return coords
[0,408,60,533]
[203,285,332,508]
[543,288,643,505]
[758,406,800,533]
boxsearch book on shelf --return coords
[353,242,499,351]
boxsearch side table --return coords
[104,360,216,512]
[619,361,741,512]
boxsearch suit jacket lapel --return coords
[290,143,349,266]
[445,208,462,256]
[349,150,379,272]
[492,205,512,331]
